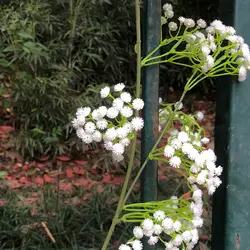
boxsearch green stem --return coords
[123,90,187,205]
[101,0,141,249]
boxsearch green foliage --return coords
[0,0,135,158]
[0,188,133,249]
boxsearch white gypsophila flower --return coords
[100,86,110,98]
[107,107,119,119]
[162,217,174,231]
[133,226,144,239]
[85,122,96,134]
[164,145,175,158]
[201,45,211,55]
[195,154,205,167]
[191,229,199,244]
[76,114,86,126]
[206,26,215,34]
[173,235,183,246]
[96,119,108,130]
[92,131,102,142]
[104,128,117,141]
[206,161,216,172]
[190,164,200,174]
[213,176,222,188]
[201,137,210,144]
[142,218,154,231]
[170,196,179,204]
[153,210,166,221]
[80,132,93,144]
[238,66,247,81]
[196,171,207,185]
[163,3,172,12]
[196,111,204,121]
[192,217,203,228]
[143,229,154,237]
[112,143,125,156]
[193,189,202,201]
[120,138,131,146]
[72,118,82,129]
[178,16,185,24]
[123,122,133,134]
[114,83,125,92]
[184,18,195,28]
[197,19,207,28]
[119,244,131,250]
[104,141,113,151]
[121,106,133,118]
[161,16,167,25]
[131,240,143,250]
[171,138,182,149]
[208,185,216,195]
[159,97,163,103]
[132,98,144,110]
[168,22,178,31]
[113,98,124,111]
[178,131,190,143]
[153,224,163,235]
[148,236,158,245]
[76,107,91,117]
[226,26,236,35]
[116,127,128,139]
[131,117,144,131]
[202,149,216,162]
[188,148,199,161]
[181,143,194,154]
[169,156,181,168]
[165,242,174,250]
[174,101,183,110]
[215,166,223,176]
[112,153,124,162]
[92,109,101,121]
[76,127,84,138]
[97,106,108,118]
[165,10,174,18]
[188,176,196,184]
[120,92,132,103]
[182,231,192,243]
[173,220,181,232]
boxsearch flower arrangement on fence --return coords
[72,2,250,250]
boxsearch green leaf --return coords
[0,59,9,67]
[17,31,34,39]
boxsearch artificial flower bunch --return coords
[142,3,250,86]
[72,83,144,162]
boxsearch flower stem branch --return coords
[101,0,141,249]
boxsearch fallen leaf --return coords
[35,176,44,185]
[66,169,74,178]
[0,126,14,133]
[74,160,88,165]
[44,174,54,183]
[57,156,71,161]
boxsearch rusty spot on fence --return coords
[236,234,240,249]
[153,112,159,138]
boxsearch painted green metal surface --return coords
[140,0,160,249]
[212,0,250,249]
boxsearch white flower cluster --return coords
[161,4,250,81]
[72,83,144,162]
[164,130,222,195]
[119,194,203,250]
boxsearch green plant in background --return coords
[0,0,135,158]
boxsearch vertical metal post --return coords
[212,0,250,249]
[141,0,160,249]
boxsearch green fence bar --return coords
[212,0,250,249]
[140,1,160,249]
